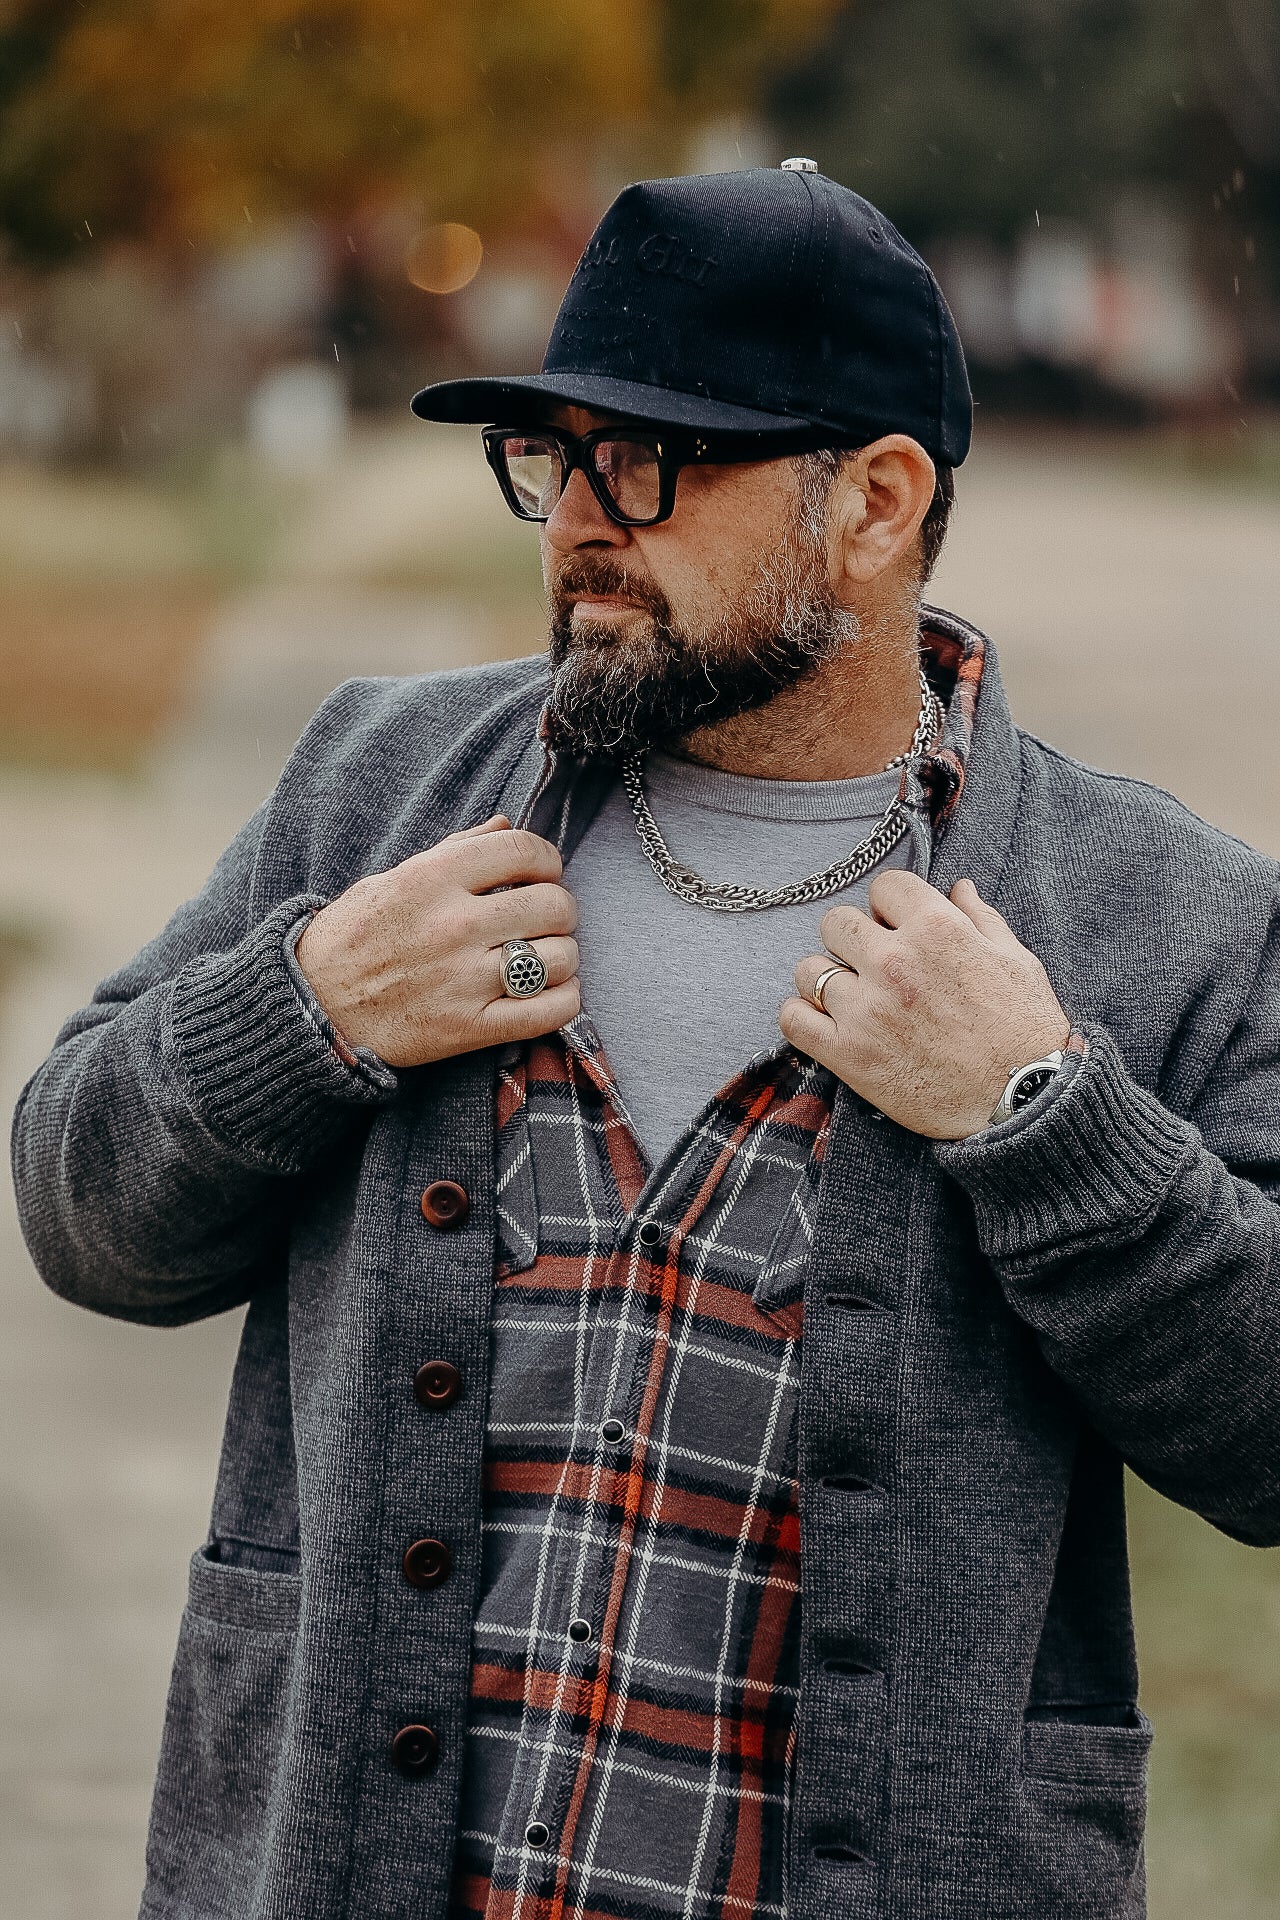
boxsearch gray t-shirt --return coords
[565,750,930,1166]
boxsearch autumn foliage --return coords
[0,0,839,258]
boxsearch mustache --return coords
[539,488,859,759]
[548,554,670,627]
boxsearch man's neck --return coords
[674,604,925,781]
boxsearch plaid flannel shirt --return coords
[450,625,983,1920]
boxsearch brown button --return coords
[402,1537,452,1590]
[421,1181,470,1230]
[414,1360,463,1409]
[390,1722,439,1777]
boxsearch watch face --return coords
[1010,1065,1056,1111]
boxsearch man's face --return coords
[537,405,857,759]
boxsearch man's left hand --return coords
[780,872,1071,1140]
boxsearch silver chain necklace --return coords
[621,665,943,913]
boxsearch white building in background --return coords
[199,223,332,339]
[0,328,94,456]
[936,200,1241,409]
[1012,223,1107,367]
[246,362,349,476]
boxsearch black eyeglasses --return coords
[481,422,837,529]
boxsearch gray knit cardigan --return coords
[13,612,1280,1920]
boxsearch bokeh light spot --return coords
[405,223,483,295]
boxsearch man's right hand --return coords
[295,815,580,1068]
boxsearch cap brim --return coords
[409,370,815,435]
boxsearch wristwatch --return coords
[989,1049,1067,1127]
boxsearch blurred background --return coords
[0,1,1278,1913]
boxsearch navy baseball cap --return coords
[411,161,972,467]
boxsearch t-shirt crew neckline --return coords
[644,748,905,824]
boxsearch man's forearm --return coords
[936,1023,1280,1546]
[12,892,395,1324]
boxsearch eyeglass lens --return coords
[501,437,562,518]
[590,439,661,521]
[497,435,662,522]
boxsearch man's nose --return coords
[543,466,630,554]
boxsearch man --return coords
[12,163,1280,1920]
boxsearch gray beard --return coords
[542,526,859,761]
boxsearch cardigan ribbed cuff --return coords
[169,896,399,1174]
[934,1024,1196,1270]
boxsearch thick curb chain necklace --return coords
[621,665,943,913]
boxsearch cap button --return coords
[780,157,819,173]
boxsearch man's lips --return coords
[569,592,637,614]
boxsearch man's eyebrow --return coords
[541,408,635,432]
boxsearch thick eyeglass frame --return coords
[481,421,839,529]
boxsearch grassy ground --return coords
[0,430,542,768]
[0,451,268,769]
[1131,1477,1280,1917]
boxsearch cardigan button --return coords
[414,1359,463,1409]
[421,1180,470,1229]
[390,1723,439,1777]
[402,1537,452,1589]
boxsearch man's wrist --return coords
[933,1026,1191,1271]
[169,897,397,1175]
[284,913,396,1087]
[988,1048,1068,1127]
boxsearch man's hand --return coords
[295,816,580,1068]
[780,872,1071,1139]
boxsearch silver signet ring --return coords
[501,939,549,999]
[811,963,851,1014]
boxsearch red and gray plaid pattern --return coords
[450,622,985,1920]
[450,1023,830,1920]
[916,615,983,834]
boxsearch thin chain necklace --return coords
[621,665,943,913]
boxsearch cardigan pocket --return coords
[1017,1709,1152,1906]
[1022,1707,1152,1788]
[142,1545,300,1915]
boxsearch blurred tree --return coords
[772,0,1279,327]
[771,0,1280,401]
[0,0,837,260]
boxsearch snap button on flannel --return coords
[463,1021,831,1919]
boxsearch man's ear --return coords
[830,435,936,591]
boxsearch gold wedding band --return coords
[811,963,852,1013]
